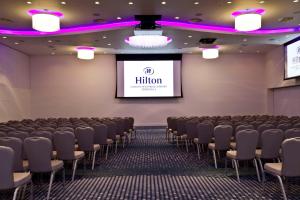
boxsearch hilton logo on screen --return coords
[135,67,162,84]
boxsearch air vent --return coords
[199,38,217,44]
[278,17,294,23]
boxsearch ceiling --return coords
[0,0,300,55]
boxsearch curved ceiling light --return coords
[77,46,95,60]
[232,8,265,32]
[28,9,64,32]
[125,35,172,48]
[202,47,219,59]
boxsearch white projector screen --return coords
[116,55,182,98]
[285,37,300,79]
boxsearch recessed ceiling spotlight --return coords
[188,35,192,38]
[259,1,265,3]
[48,40,52,43]
[175,16,180,19]
[102,36,107,39]
[243,38,248,42]
[27,1,32,4]
[161,1,166,5]
[117,16,122,20]
[184,42,188,45]
[194,1,199,5]
[2,36,7,39]
[14,42,19,45]
[239,50,243,53]
[61,1,66,5]
[107,43,111,46]
[95,1,100,5]
[256,50,260,53]
[51,52,56,55]
[227,1,232,4]
[128,1,134,5]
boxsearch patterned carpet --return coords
[1,129,300,200]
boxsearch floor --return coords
[1,129,300,200]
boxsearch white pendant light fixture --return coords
[232,8,265,32]
[28,9,63,32]
[202,47,219,59]
[125,30,172,48]
[76,46,95,60]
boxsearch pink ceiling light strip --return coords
[156,20,300,35]
[0,21,140,37]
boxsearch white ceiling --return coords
[0,0,300,55]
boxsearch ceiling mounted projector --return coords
[232,8,265,32]
[125,15,172,48]
[28,9,63,32]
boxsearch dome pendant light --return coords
[28,9,63,32]
[202,47,219,59]
[76,46,95,60]
[232,8,265,32]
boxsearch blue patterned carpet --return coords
[1,129,300,200]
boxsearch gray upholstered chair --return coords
[7,131,29,141]
[185,120,199,152]
[93,124,113,160]
[194,122,214,159]
[264,138,300,200]
[230,124,255,149]
[174,118,188,147]
[255,129,284,181]
[0,146,32,200]
[53,131,85,181]
[56,127,74,133]
[0,131,7,137]
[24,137,65,200]
[277,123,292,132]
[226,129,260,182]
[128,117,136,139]
[75,127,100,170]
[0,137,28,172]
[257,124,275,148]
[293,123,300,128]
[284,128,300,139]
[208,125,233,168]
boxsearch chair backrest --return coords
[0,137,24,172]
[0,146,14,189]
[214,125,233,150]
[236,129,259,160]
[260,129,284,159]
[293,123,300,129]
[0,131,7,137]
[123,118,131,133]
[93,124,108,145]
[7,131,29,141]
[282,137,300,177]
[185,120,199,139]
[30,130,53,141]
[56,127,74,133]
[176,118,187,135]
[257,123,275,133]
[196,122,214,144]
[104,121,117,140]
[24,137,52,172]
[128,117,134,130]
[234,124,254,137]
[53,131,76,160]
[277,123,292,132]
[285,128,300,139]
[75,127,94,151]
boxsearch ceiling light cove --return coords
[232,8,265,32]
[28,9,63,32]
[77,46,95,60]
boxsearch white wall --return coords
[265,47,300,116]
[30,53,267,125]
[0,44,31,122]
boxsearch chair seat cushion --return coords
[13,172,31,187]
[255,149,262,158]
[226,150,237,159]
[51,160,64,171]
[107,139,113,144]
[179,134,187,139]
[75,144,79,150]
[264,163,282,176]
[23,160,29,171]
[208,143,215,150]
[193,138,199,143]
[116,135,120,140]
[94,144,100,151]
[52,151,57,159]
[74,151,85,159]
[230,142,236,149]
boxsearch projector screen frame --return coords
[115,54,183,99]
[284,36,300,80]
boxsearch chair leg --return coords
[13,187,20,200]
[21,183,27,200]
[72,159,78,181]
[185,139,189,153]
[92,150,97,170]
[122,137,126,148]
[115,140,118,154]
[276,175,287,200]
[233,159,240,183]
[258,158,266,182]
[62,168,65,188]
[30,180,34,200]
[253,159,261,182]
[106,144,109,160]
[212,149,218,169]
[196,144,200,159]
[47,171,55,200]
[176,136,179,147]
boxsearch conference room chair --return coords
[185,120,199,152]
[293,123,300,128]
[123,118,132,143]
[257,123,275,148]
[93,124,113,160]
[7,131,29,141]
[166,117,178,142]
[208,125,233,168]
[24,137,65,200]
[285,128,300,139]
[75,127,100,170]
[0,126,16,132]
[255,129,284,181]
[0,131,7,137]
[0,137,29,172]
[264,138,300,200]
[113,118,127,149]
[230,124,255,149]
[0,146,32,200]
[277,123,292,132]
[53,131,85,181]
[226,129,260,182]
[194,121,214,159]
[174,117,188,148]
[128,117,136,139]
[56,127,74,133]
